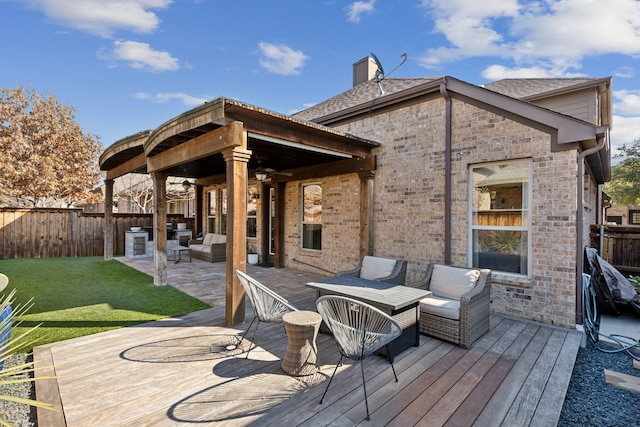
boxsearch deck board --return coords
[34,259,581,426]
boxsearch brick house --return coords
[99,60,611,329]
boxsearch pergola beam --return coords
[147,122,243,174]
[106,153,147,181]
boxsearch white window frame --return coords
[301,182,322,251]
[206,190,216,233]
[247,184,258,239]
[468,160,532,277]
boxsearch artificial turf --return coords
[0,257,210,350]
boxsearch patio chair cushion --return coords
[429,264,480,301]
[189,244,210,253]
[359,256,397,281]
[202,233,215,245]
[419,295,460,320]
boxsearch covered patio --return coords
[99,98,380,326]
[34,258,582,426]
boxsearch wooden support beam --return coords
[103,179,114,260]
[195,185,204,237]
[274,182,286,268]
[271,155,376,183]
[222,135,251,325]
[152,172,168,286]
[106,153,147,180]
[358,170,375,257]
[147,122,243,173]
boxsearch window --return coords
[247,184,258,238]
[606,216,622,225]
[220,188,227,235]
[302,184,322,250]
[470,161,530,275]
[207,190,216,233]
[629,210,640,225]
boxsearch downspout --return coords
[440,80,452,265]
[576,130,607,324]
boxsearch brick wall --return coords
[301,97,588,328]
[204,95,595,329]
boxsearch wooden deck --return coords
[34,258,582,426]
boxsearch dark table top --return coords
[305,276,431,310]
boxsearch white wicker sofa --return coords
[407,263,491,348]
[188,233,226,263]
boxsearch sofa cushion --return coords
[359,256,397,280]
[202,233,215,246]
[189,244,211,253]
[420,295,460,320]
[430,265,480,300]
[213,234,226,244]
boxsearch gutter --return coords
[440,80,452,264]
[575,127,608,324]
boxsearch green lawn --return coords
[0,257,210,351]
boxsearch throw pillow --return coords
[430,265,480,300]
[359,256,397,280]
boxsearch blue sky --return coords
[2,0,639,157]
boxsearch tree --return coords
[114,174,154,214]
[605,138,640,206]
[0,86,103,207]
[113,173,193,214]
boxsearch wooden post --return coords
[152,172,168,286]
[358,170,375,257]
[223,143,251,325]
[103,179,114,260]
[274,182,286,268]
[195,185,204,237]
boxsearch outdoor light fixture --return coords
[182,180,192,191]
[255,171,268,181]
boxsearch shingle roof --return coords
[293,77,439,122]
[482,78,602,99]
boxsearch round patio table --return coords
[281,310,322,376]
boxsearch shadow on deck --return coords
[34,258,582,426]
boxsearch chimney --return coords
[352,56,377,87]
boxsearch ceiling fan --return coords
[255,160,292,181]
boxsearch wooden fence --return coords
[0,209,194,259]
[590,224,640,275]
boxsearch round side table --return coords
[281,310,322,376]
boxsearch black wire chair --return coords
[316,295,402,420]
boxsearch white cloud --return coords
[481,64,586,80]
[418,0,640,77]
[614,66,635,79]
[100,40,179,72]
[614,90,640,117]
[347,0,375,23]
[258,42,309,76]
[611,115,640,155]
[135,92,209,106]
[24,0,171,37]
